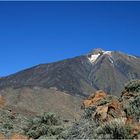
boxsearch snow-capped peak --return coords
[88,49,113,63]
[88,53,101,63]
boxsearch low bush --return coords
[125,80,140,92]
[124,95,140,121]
[24,112,64,139]
[95,118,132,139]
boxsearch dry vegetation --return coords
[0,80,140,139]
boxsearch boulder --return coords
[82,90,107,108]
[93,105,108,121]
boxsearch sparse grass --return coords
[94,118,132,139]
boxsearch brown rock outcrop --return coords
[82,90,125,122]
[93,105,108,121]
[82,90,107,108]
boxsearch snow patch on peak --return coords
[108,57,114,64]
[128,55,137,59]
[88,49,113,63]
[88,53,100,63]
[103,51,112,55]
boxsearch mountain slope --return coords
[1,87,82,119]
[0,56,94,97]
[0,48,140,119]
[0,48,140,96]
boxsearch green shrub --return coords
[3,122,13,130]
[24,112,64,139]
[26,124,48,139]
[83,106,96,119]
[98,95,118,106]
[95,118,132,139]
[124,96,140,121]
[125,80,140,92]
[41,112,60,125]
[31,116,42,124]
[61,118,98,139]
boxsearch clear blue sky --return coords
[0,1,140,76]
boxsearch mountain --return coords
[0,48,140,119]
[0,48,140,96]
